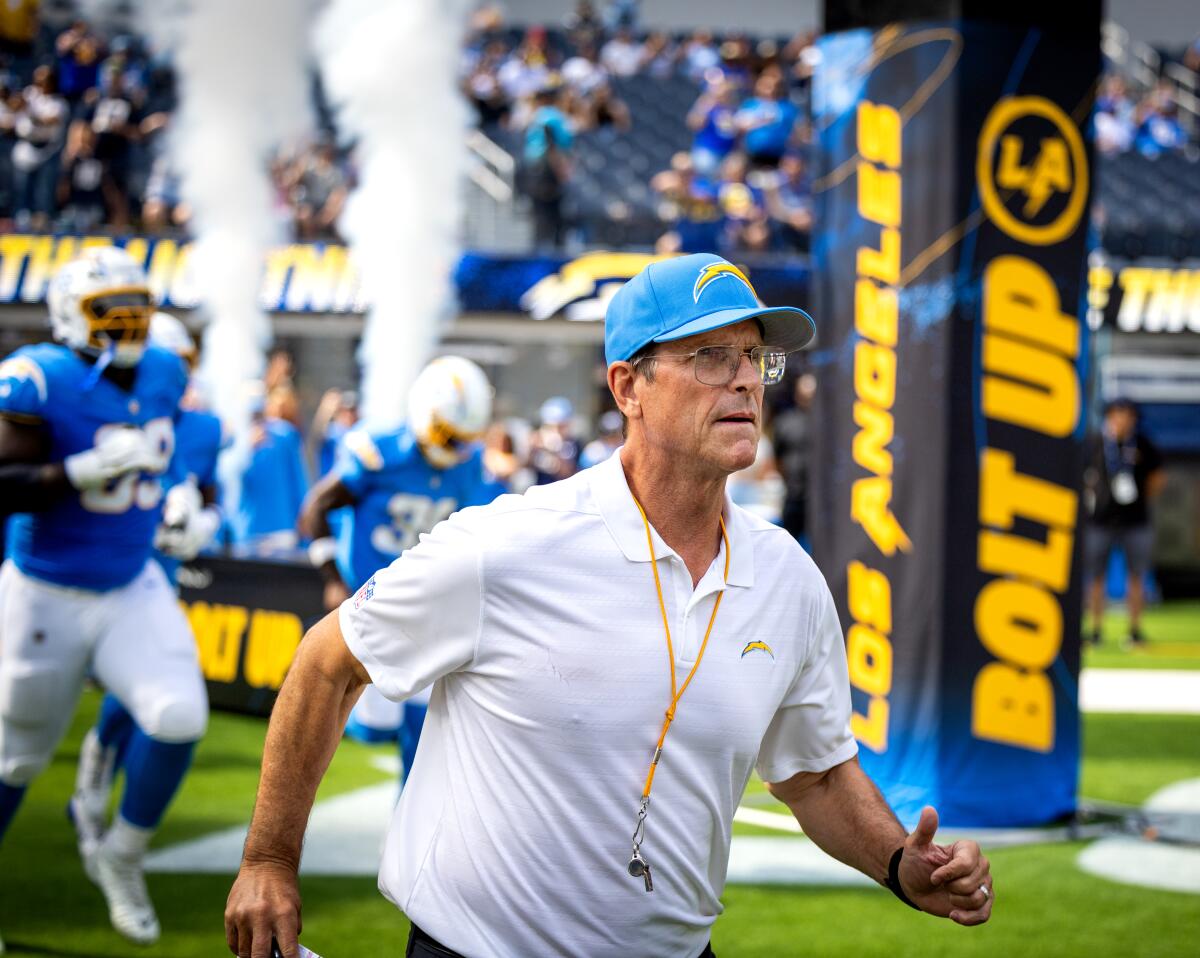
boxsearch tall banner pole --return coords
[810,3,1100,825]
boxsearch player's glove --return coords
[155,481,222,560]
[63,427,160,490]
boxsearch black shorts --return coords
[1084,522,1155,580]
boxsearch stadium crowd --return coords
[462,3,819,252]
[1094,73,1193,156]
[0,12,351,240]
[2,4,1199,252]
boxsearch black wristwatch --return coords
[886,846,920,910]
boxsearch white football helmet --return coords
[148,311,197,367]
[47,246,154,368]
[407,356,493,469]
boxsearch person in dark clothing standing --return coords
[1083,398,1166,647]
[771,371,815,547]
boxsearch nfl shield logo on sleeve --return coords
[353,575,376,610]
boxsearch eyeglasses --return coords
[634,345,788,386]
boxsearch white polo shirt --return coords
[339,450,857,958]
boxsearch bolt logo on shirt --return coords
[693,262,756,303]
[0,356,48,403]
[740,640,774,659]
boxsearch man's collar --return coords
[588,448,754,588]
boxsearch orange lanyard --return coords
[633,499,724,806]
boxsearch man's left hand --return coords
[898,806,993,925]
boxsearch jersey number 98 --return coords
[81,418,175,515]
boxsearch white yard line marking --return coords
[1080,668,1200,714]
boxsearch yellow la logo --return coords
[995,135,1072,218]
[976,96,1088,246]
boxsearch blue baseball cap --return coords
[604,253,815,365]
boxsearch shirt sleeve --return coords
[338,510,482,701]
[755,579,859,784]
[0,354,49,423]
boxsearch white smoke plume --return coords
[159,0,315,500]
[314,0,471,430]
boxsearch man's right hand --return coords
[63,426,158,489]
[225,860,302,958]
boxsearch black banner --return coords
[178,556,325,717]
[811,15,1097,826]
[1091,260,1200,334]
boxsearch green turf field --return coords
[1,691,1197,957]
[1083,599,1200,670]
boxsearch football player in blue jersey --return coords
[68,312,224,923]
[298,356,505,779]
[0,250,208,947]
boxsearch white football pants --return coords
[0,559,208,786]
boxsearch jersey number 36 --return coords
[371,493,457,556]
[81,418,175,515]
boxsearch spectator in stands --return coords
[228,386,311,556]
[640,31,677,79]
[680,29,720,82]
[56,121,106,230]
[737,68,799,168]
[716,37,754,90]
[310,387,359,478]
[520,84,575,249]
[782,30,821,95]
[528,396,580,484]
[482,420,531,491]
[465,40,512,126]
[651,150,723,254]
[263,347,304,428]
[84,68,145,228]
[142,151,188,231]
[1084,398,1166,648]
[716,151,771,252]
[763,151,813,250]
[579,408,623,468]
[1133,85,1187,157]
[497,26,553,104]
[0,74,19,218]
[1183,33,1200,74]
[55,21,102,107]
[577,81,631,132]
[100,36,149,102]
[12,66,67,231]
[604,0,640,31]
[564,0,603,51]
[600,25,644,78]
[771,370,816,548]
[687,78,739,177]
[1094,74,1136,156]
[561,42,607,98]
[289,140,348,241]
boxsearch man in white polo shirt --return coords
[225,253,993,958]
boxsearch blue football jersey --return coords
[154,407,223,585]
[334,426,505,590]
[0,343,187,591]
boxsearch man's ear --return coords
[608,362,642,422]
